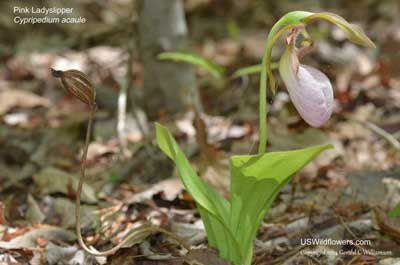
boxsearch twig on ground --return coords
[268,245,307,265]
[346,255,360,265]
[353,119,400,151]
[305,254,322,264]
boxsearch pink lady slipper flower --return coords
[278,28,333,127]
[263,12,375,128]
[254,11,374,153]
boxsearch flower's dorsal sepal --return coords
[303,12,376,48]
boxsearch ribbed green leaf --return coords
[156,123,241,263]
[229,144,332,262]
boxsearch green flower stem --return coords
[258,59,267,154]
[258,11,313,154]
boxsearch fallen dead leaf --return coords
[36,236,47,248]
[0,253,20,265]
[170,220,206,245]
[45,243,81,265]
[128,178,184,204]
[26,194,45,224]
[86,141,119,161]
[0,89,51,115]
[0,225,74,250]
[176,111,250,144]
[33,167,97,203]
[184,248,231,265]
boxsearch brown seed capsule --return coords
[51,68,96,107]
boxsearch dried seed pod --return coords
[51,68,96,107]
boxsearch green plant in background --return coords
[157,11,375,265]
[389,203,400,218]
[158,52,225,79]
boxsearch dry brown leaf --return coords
[184,248,231,265]
[35,236,47,248]
[0,225,74,250]
[0,89,50,115]
[0,253,20,265]
[86,141,119,161]
[127,178,184,204]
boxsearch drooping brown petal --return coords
[51,69,96,107]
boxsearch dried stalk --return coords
[52,69,190,256]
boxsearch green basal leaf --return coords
[229,143,333,263]
[156,123,229,219]
[156,123,242,263]
[157,123,332,265]
[158,52,225,78]
[388,203,400,218]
